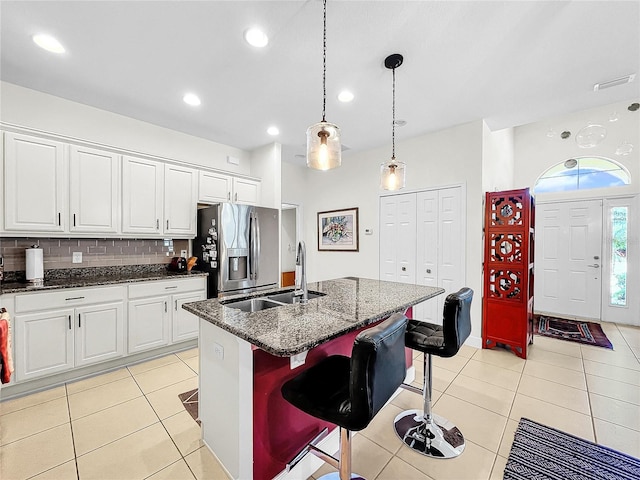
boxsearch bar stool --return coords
[281,312,409,480]
[394,287,473,458]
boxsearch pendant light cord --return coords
[391,66,396,160]
[321,0,327,122]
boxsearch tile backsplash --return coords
[0,238,190,272]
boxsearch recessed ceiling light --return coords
[267,126,279,136]
[244,28,269,48]
[338,90,354,103]
[183,93,201,106]
[32,33,65,54]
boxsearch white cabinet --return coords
[122,156,197,237]
[198,171,261,206]
[199,171,232,203]
[3,132,66,232]
[69,145,120,233]
[128,277,206,353]
[122,155,164,235]
[164,164,197,236]
[13,285,126,382]
[172,291,206,342]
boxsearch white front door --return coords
[535,200,603,320]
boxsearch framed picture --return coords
[317,207,359,251]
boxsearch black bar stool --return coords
[281,312,409,480]
[394,287,473,458]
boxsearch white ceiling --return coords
[1,1,639,166]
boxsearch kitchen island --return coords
[182,277,444,480]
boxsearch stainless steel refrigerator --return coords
[195,203,280,298]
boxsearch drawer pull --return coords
[165,286,178,290]
[65,296,85,301]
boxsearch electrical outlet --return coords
[72,252,82,263]
[213,342,224,360]
[180,249,188,258]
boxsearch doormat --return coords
[534,315,613,349]
[504,417,640,480]
[178,388,200,425]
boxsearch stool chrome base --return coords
[393,409,465,458]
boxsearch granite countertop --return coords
[182,277,444,357]
[0,265,208,294]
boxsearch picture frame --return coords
[317,207,359,252]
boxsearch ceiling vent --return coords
[593,74,636,91]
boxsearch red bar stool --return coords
[394,287,473,458]
[281,312,409,480]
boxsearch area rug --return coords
[504,418,640,480]
[178,388,200,425]
[534,315,613,349]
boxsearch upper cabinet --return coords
[198,171,261,206]
[4,133,66,232]
[122,156,197,237]
[122,156,164,235]
[69,145,120,233]
[164,164,197,236]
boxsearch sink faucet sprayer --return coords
[294,241,308,304]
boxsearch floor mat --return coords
[534,315,613,349]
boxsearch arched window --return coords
[534,157,631,194]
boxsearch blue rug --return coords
[504,418,640,480]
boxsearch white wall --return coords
[283,120,485,342]
[249,142,281,209]
[483,123,515,192]
[0,81,251,174]
[514,99,639,200]
[281,208,297,272]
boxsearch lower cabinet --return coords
[11,276,206,385]
[127,277,206,354]
[13,286,126,382]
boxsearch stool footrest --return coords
[393,409,465,458]
[286,427,334,472]
[399,382,423,396]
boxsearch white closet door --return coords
[437,187,464,314]
[414,190,439,323]
[380,194,417,284]
[380,196,399,282]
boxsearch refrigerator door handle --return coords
[249,212,256,280]
[254,213,261,280]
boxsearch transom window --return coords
[534,157,630,194]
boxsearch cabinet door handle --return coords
[58,212,62,226]
[165,301,167,313]
[227,191,231,201]
[68,315,71,330]
[175,300,178,311]
[73,213,76,227]
[78,313,81,328]
[235,192,238,202]
[156,219,160,230]
[166,219,169,230]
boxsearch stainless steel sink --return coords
[265,290,326,304]
[221,290,326,312]
[221,297,286,313]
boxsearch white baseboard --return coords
[465,335,482,349]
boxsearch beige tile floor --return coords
[1,322,639,480]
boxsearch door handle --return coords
[587,264,600,268]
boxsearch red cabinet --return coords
[482,188,534,359]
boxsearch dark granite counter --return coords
[182,277,444,357]
[0,264,207,294]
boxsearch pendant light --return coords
[380,54,406,190]
[306,0,341,171]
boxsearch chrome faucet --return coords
[294,241,308,304]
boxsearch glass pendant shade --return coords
[380,159,406,190]
[306,121,341,170]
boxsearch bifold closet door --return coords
[379,194,417,284]
[384,186,464,325]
